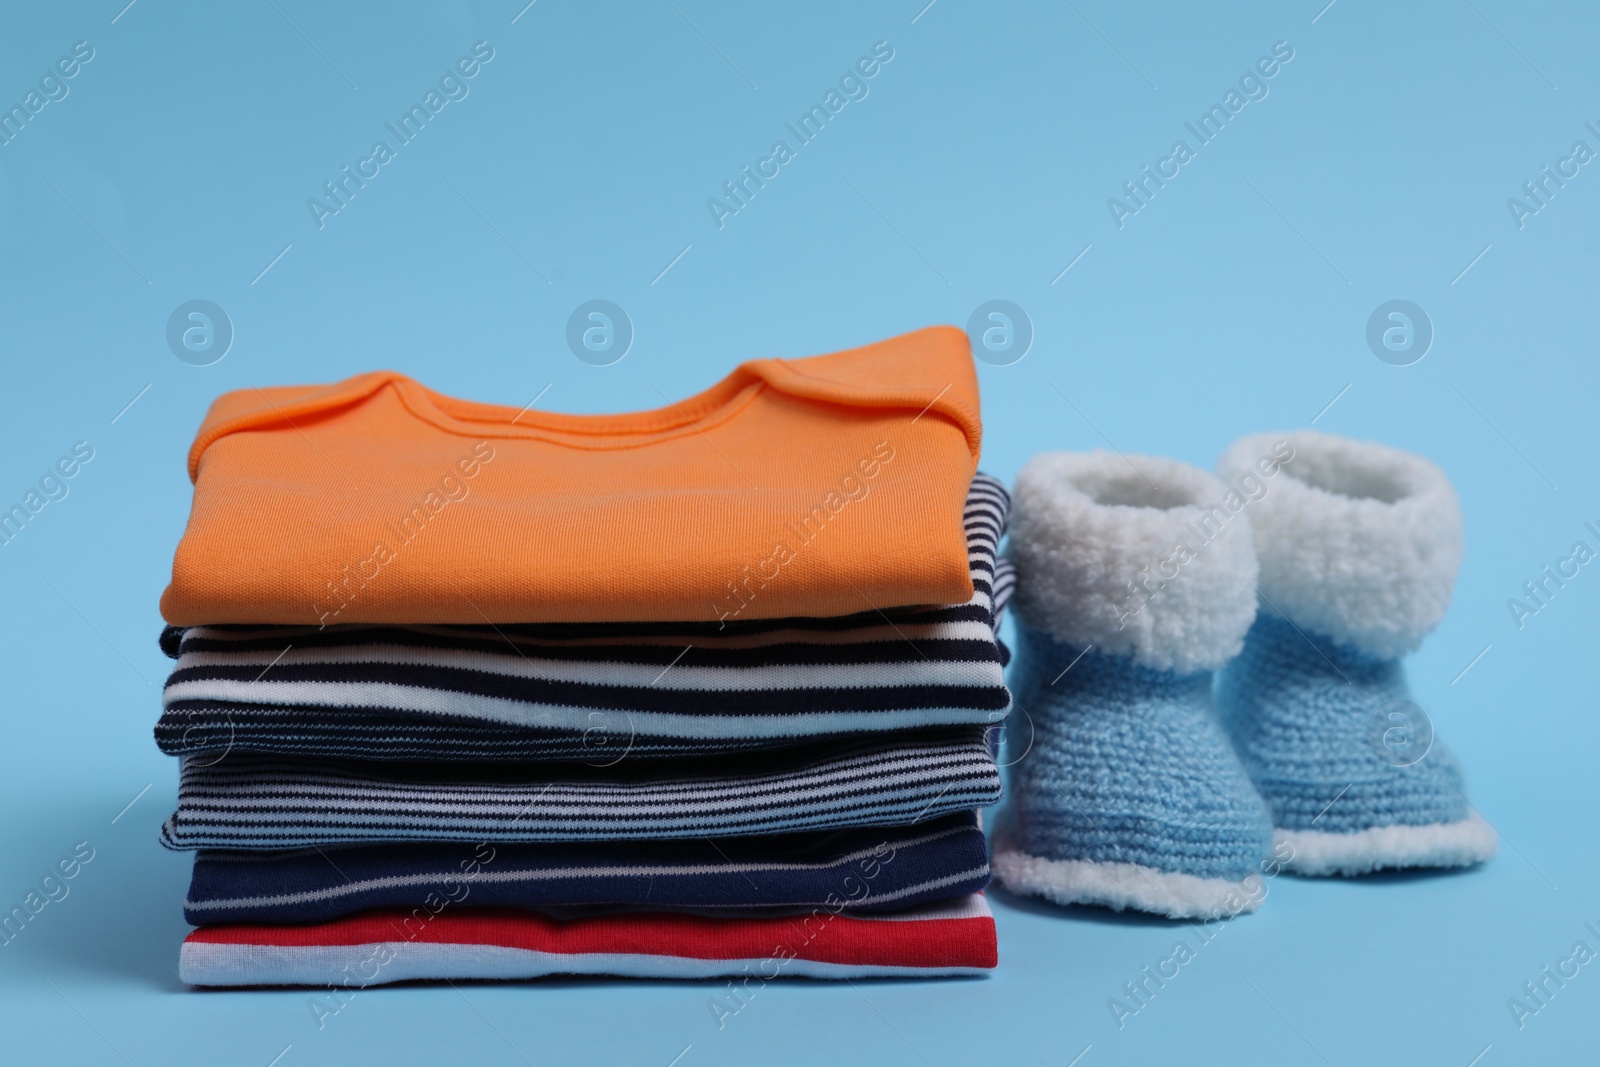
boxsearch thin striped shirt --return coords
[160,726,1001,851]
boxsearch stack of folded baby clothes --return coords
[155,326,1010,986]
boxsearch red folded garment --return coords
[180,895,996,986]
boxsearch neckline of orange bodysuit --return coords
[385,363,773,449]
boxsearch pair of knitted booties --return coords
[992,430,1497,920]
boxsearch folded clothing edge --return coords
[179,894,997,986]
[183,811,989,924]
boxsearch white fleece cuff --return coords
[992,846,1266,920]
[1275,815,1496,876]
[1005,451,1259,674]
[1217,431,1463,660]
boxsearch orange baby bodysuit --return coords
[160,325,982,626]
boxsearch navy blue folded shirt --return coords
[183,812,991,925]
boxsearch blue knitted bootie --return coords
[992,452,1278,919]
[1215,431,1496,876]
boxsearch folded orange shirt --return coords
[161,326,982,626]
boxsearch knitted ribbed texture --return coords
[1215,431,1495,875]
[992,450,1275,917]
[1218,617,1485,845]
[999,626,1274,883]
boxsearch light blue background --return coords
[0,1,1593,1063]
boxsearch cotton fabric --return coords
[160,727,1001,850]
[156,478,1013,761]
[183,811,989,924]
[179,894,998,986]
[161,327,983,626]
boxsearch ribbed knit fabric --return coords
[155,477,1014,761]
[993,628,1274,905]
[990,451,1275,919]
[159,727,1001,850]
[1219,615,1472,833]
[161,326,983,627]
[179,894,998,986]
[183,812,988,924]
[1215,431,1496,875]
